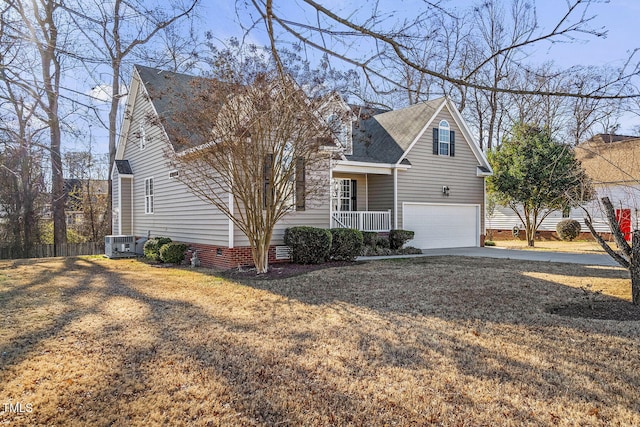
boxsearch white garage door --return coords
[403,203,479,249]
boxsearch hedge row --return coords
[284,226,363,264]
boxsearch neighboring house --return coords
[64,178,109,228]
[487,134,640,239]
[112,65,492,268]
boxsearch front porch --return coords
[331,210,391,232]
[331,166,396,232]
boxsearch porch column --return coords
[393,167,398,229]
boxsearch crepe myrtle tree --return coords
[487,123,594,247]
[166,72,335,273]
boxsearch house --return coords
[64,178,109,229]
[112,65,492,268]
[487,134,640,239]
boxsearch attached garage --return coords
[403,203,480,249]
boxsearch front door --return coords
[331,178,357,212]
[616,208,632,241]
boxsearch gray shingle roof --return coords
[135,65,211,150]
[115,159,133,175]
[347,98,444,164]
[135,65,446,164]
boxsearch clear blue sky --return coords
[208,0,639,69]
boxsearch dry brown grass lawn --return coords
[1,255,639,426]
[494,240,616,253]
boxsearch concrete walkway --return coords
[358,246,621,267]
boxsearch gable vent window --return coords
[433,120,455,157]
[169,170,179,179]
[139,124,146,150]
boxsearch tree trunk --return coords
[632,230,640,305]
[524,213,535,247]
[252,239,270,274]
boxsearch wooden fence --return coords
[0,242,105,260]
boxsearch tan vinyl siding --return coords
[122,82,229,246]
[233,163,332,246]
[396,107,485,230]
[112,170,120,233]
[120,178,132,234]
[367,174,394,214]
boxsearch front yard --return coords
[1,256,639,426]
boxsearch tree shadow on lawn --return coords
[0,257,426,425]
[224,256,640,413]
[236,256,640,323]
[1,256,639,425]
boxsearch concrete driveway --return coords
[358,246,621,267]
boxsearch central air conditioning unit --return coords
[105,235,136,258]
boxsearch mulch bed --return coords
[547,301,640,321]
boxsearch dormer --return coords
[319,92,355,156]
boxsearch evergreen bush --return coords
[329,228,364,261]
[284,226,332,264]
[389,229,415,249]
[143,236,172,261]
[556,219,581,241]
[159,242,188,264]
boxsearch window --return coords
[327,113,349,150]
[562,206,571,218]
[433,120,455,157]
[144,177,154,214]
[139,124,146,150]
[169,170,179,179]
[439,120,450,156]
[263,148,305,211]
[331,178,356,212]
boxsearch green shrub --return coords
[398,246,422,255]
[389,229,415,249]
[484,240,496,246]
[329,228,364,261]
[362,231,378,248]
[284,226,332,264]
[376,236,390,249]
[556,219,581,241]
[159,242,188,264]
[143,236,172,261]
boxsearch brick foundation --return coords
[184,242,290,270]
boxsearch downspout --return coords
[393,167,398,229]
[228,191,234,248]
[130,177,134,234]
[117,175,122,235]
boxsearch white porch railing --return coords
[331,210,391,232]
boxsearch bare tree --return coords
[8,0,68,246]
[166,72,333,273]
[64,0,200,234]
[247,0,639,103]
[584,197,640,304]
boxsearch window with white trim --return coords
[439,120,450,156]
[144,177,154,214]
[331,178,355,212]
